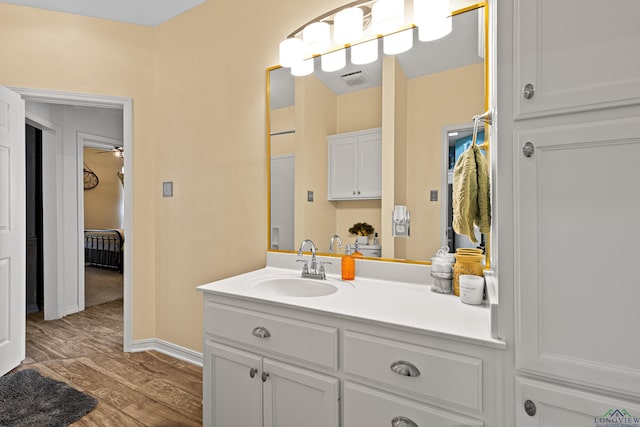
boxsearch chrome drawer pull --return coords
[261,372,270,382]
[392,416,418,427]
[252,326,271,338]
[390,360,421,377]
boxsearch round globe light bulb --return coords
[279,38,304,67]
[303,22,331,55]
[334,7,364,45]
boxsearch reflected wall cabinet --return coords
[511,0,640,423]
[328,128,382,200]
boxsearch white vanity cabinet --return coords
[504,0,640,423]
[202,300,339,427]
[328,128,382,200]
[200,289,503,427]
[514,0,640,120]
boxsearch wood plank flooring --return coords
[13,299,203,426]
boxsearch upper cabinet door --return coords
[355,132,382,199]
[514,0,640,119]
[515,116,640,396]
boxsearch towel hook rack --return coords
[472,110,492,147]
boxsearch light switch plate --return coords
[162,181,173,197]
[307,191,314,202]
[430,190,438,201]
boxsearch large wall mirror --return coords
[268,2,488,264]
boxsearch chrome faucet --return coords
[297,239,328,279]
[329,235,343,254]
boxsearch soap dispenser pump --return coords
[341,244,355,280]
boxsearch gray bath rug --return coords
[0,369,98,427]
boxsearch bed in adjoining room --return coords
[84,229,123,272]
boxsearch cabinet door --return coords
[328,136,357,200]
[515,117,640,396]
[514,0,640,119]
[516,377,640,427]
[356,132,382,199]
[204,341,262,427]
[263,359,339,427]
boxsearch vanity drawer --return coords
[344,381,482,427]
[204,301,338,370]
[343,331,482,412]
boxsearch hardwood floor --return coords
[14,299,203,426]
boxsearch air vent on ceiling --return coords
[340,70,367,86]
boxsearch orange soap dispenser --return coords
[341,244,355,280]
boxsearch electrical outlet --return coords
[162,181,173,197]
[307,190,314,202]
[430,190,438,201]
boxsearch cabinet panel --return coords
[263,359,339,427]
[343,330,482,412]
[516,377,640,427]
[344,381,482,427]
[328,137,357,199]
[514,0,640,119]
[355,132,382,198]
[204,341,262,427]
[204,301,338,369]
[515,117,640,395]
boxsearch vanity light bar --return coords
[278,0,452,74]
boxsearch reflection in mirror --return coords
[269,5,487,264]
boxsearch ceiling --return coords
[0,0,207,26]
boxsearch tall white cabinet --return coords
[500,0,640,424]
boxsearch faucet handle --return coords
[297,259,309,274]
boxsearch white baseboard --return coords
[131,338,203,367]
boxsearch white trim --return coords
[132,338,204,367]
[12,87,134,353]
[78,132,122,150]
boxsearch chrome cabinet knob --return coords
[249,368,258,378]
[523,83,535,100]
[252,326,271,338]
[524,399,537,417]
[390,360,421,377]
[391,416,418,427]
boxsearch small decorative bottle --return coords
[341,244,355,280]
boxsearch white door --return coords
[270,155,295,251]
[0,86,26,376]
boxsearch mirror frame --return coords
[267,1,490,266]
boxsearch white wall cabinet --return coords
[328,128,382,200]
[201,293,501,426]
[514,0,640,119]
[507,0,640,423]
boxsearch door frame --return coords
[13,87,134,352]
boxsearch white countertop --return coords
[197,253,506,350]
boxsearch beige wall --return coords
[405,62,485,261]
[0,3,157,340]
[84,148,124,229]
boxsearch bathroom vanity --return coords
[198,253,505,427]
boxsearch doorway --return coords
[25,124,43,314]
[15,87,134,352]
[442,123,486,252]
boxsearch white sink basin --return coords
[252,277,338,297]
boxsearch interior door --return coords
[0,85,26,376]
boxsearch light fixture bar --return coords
[286,0,376,39]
